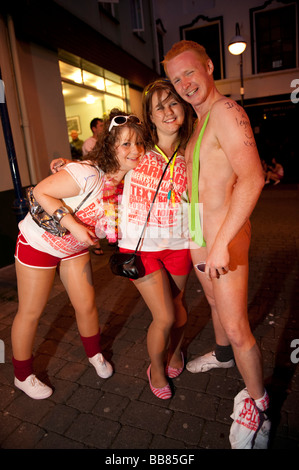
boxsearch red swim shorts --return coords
[15,233,88,269]
[119,247,192,278]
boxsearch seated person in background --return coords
[265,158,284,185]
[261,159,268,180]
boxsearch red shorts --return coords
[119,247,192,278]
[15,233,89,269]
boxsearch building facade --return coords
[155,0,299,182]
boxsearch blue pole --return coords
[0,69,28,222]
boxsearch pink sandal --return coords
[165,352,184,379]
[147,365,172,400]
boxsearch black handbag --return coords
[26,186,93,237]
[109,145,179,279]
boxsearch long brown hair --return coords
[142,79,194,149]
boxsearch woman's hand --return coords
[62,215,96,245]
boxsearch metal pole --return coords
[240,53,244,107]
[0,69,28,222]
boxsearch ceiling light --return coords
[72,70,83,83]
[85,94,96,104]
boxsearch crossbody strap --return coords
[134,145,179,254]
[73,163,101,213]
[73,189,93,213]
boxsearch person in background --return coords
[82,118,104,156]
[12,110,145,400]
[69,130,83,160]
[163,40,270,448]
[265,157,284,185]
[118,79,194,400]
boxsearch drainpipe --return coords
[148,0,160,75]
[7,14,37,184]
[0,69,28,222]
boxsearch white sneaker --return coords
[14,374,53,400]
[229,388,271,449]
[186,351,235,373]
[89,353,113,379]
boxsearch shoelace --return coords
[97,354,106,366]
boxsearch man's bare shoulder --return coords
[209,98,255,142]
[210,97,243,119]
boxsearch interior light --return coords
[95,78,105,90]
[85,94,96,104]
[72,71,83,83]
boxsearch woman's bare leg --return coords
[134,269,177,389]
[166,272,189,369]
[12,260,56,360]
[59,253,99,337]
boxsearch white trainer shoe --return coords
[186,351,235,373]
[89,353,113,378]
[14,374,53,399]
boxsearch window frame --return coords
[131,0,145,33]
[180,15,225,80]
[98,0,119,23]
[250,0,298,74]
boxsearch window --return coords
[58,54,128,116]
[251,2,298,73]
[180,16,225,80]
[156,19,167,77]
[98,0,119,21]
[131,0,144,32]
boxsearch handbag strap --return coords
[134,144,180,254]
[73,163,100,213]
[73,189,93,213]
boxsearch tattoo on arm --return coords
[225,102,256,148]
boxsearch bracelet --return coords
[52,206,70,223]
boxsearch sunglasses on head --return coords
[108,115,141,132]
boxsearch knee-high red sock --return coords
[12,356,34,381]
[80,330,101,358]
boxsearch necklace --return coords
[154,144,179,207]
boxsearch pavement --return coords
[0,183,298,455]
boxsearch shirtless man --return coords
[163,40,270,448]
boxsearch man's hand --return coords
[205,241,230,280]
[50,158,70,173]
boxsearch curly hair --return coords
[142,79,194,149]
[86,108,145,174]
